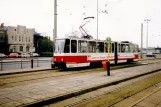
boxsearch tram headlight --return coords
[61,58,64,61]
[54,58,56,61]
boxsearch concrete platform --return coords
[0,63,161,106]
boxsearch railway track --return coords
[1,59,161,89]
[0,62,143,88]
[48,70,161,107]
[1,59,161,107]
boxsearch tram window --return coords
[117,43,120,53]
[78,40,88,53]
[125,45,128,53]
[105,43,107,53]
[64,39,70,53]
[88,41,96,53]
[71,40,77,53]
[133,45,136,52]
[131,45,133,52]
[121,44,126,53]
[130,44,133,53]
[132,45,135,52]
[129,44,131,52]
[111,43,115,53]
[96,42,104,53]
[125,44,130,53]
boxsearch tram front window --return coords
[55,39,70,53]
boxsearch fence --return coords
[0,58,53,71]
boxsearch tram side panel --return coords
[53,38,139,69]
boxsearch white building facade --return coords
[7,25,34,53]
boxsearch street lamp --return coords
[144,19,151,53]
[54,0,57,46]
[97,0,98,40]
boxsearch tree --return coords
[38,36,53,53]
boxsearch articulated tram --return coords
[52,37,139,69]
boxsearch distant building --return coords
[7,25,35,53]
[0,24,8,54]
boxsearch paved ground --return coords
[0,63,161,106]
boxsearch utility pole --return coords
[52,0,57,68]
[54,0,57,45]
[97,0,98,40]
[144,19,151,53]
[141,23,143,59]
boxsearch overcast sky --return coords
[0,0,161,48]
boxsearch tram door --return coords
[114,42,118,64]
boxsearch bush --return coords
[40,52,53,57]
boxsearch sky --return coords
[0,0,161,48]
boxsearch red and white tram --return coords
[52,37,139,69]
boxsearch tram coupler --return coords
[106,61,110,76]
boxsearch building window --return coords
[26,46,29,52]
[29,37,30,42]
[22,37,23,42]
[13,46,16,52]
[15,29,16,31]
[26,37,27,42]
[12,36,14,40]
[15,36,17,41]
[20,46,23,51]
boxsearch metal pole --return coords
[144,19,150,53]
[51,58,52,65]
[146,20,148,53]
[54,0,57,42]
[21,59,22,69]
[97,0,98,40]
[52,0,57,69]
[37,59,39,67]
[37,41,38,53]
[31,59,33,68]
[141,23,143,59]
[108,43,110,61]
[107,43,110,76]
[1,60,2,71]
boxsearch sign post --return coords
[106,37,111,76]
